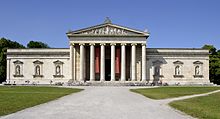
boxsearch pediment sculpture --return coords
[80,26,129,35]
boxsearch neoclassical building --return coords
[6,19,211,85]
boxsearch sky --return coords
[0,0,220,49]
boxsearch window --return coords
[53,60,64,78]
[173,61,184,78]
[193,61,203,78]
[13,60,23,77]
[33,60,43,78]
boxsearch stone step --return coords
[67,81,152,86]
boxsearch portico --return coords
[69,43,147,82]
[66,18,149,82]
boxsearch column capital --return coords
[121,43,127,46]
[79,43,85,46]
[69,43,75,46]
[110,43,116,46]
[131,43,137,46]
[100,43,106,46]
[141,43,146,46]
[89,43,95,46]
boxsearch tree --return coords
[0,38,25,83]
[27,41,50,48]
[202,44,220,84]
[202,44,217,54]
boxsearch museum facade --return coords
[6,19,211,85]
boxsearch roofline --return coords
[7,48,69,50]
[67,34,149,38]
[146,48,207,50]
[66,23,109,34]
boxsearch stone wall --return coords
[6,47,210,85]
[7,49,71,84]
[146,48,210,85]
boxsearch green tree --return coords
[27,41,50,48]
[202,45,220,84]
[0,38,25,83]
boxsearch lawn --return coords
[0,86,82,116]
[130,87,220,99]
[169,92,220,119]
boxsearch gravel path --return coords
[158,89,220,104]
[0,86,194,119]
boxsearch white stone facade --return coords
[6,21,210,85]
[6,49,71,84]
[146,48,210,85]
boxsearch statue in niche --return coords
[155,66,160,76]
[35,65,40,75]
[56,65,61,75]
[175,66,180,75]
[15,65,20,75]
[195,66,200,75]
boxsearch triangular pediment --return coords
[53,60,64,64]
[13,60,23,64]
[193,61,203,64]
[173,61,184,64]
[33,60,43,64]
[152,60,163,65]
[67,23,149,37]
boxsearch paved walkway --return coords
[0,86,195,119]
[158,89,220,104]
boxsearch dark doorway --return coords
[105,59,111,81]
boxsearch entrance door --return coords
[105,59,111,81]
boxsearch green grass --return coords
[0,86,82,116]
[169,92,220,119]
[130,87,220,99]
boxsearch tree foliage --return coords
[202,45,220,84]
[0,38,25,83]
[27,41,50,48]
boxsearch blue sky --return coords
[0,0,219,49]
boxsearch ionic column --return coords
[70,43,74,80]
[79,43,85,82]
[111,43,116,81]
[100,43,105,81]
[70,44,73,80]
[131,43,137,81]
[142,44,147,81]
[73,45,76,81]
[90,44,95,81]
[121,43,126,81]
